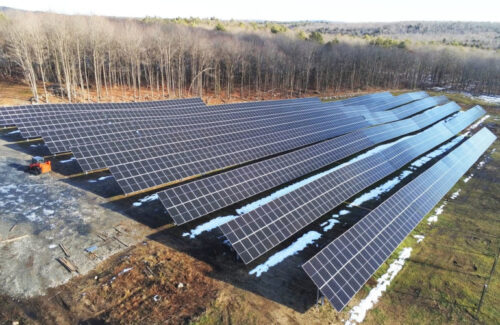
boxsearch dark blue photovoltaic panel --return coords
[10,98,324,138]
[159,101,462,225]
[0,98,206,130]
[42,100,335,153]
[302,128,496,311]
[0,98,204,125]
[218,108,485,264]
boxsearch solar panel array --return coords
[70,95,437,176]
[3,99,208,137]
[49,91,408,156]
[103,95,435,193]
[2,90,496,314]
[41,98,330,154]
[218,107,485,264]
[69,103,371,169]
[0,98,205,127]
[159,100,463,225]
[302,128,496,311]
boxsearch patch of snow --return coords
[59,157,76,164]
[413,235,425,243]
[182,215,238,239]
[427,203,446,225]
[42,208,54,216]
[118,267,133,276]
[450,189,461,200]
[321,213,342,231]
[468,115,490,131]
[249,231,321,277]
[464,174,474,183]
[7,129,20,135]
[132,193,159,207]
[88,175,113,183]
[410,136,463,169]
[349,170,413,207]
[476,95,500,104]
[24,212,41,222]
[0,184,17,194]
[237,137,409,215]
[346,247,413,325]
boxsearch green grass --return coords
[360,101,500,324]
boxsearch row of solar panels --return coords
[2,91,494,311]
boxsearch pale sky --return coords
[1,0,499,22]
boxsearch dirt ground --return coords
[0,84,498,324]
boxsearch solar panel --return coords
[49,101,368,154]
[0,98,206,128]
[159,102,464,225]
[363,91,429,112]
[326,91,393,107]
[218,108,485,264]
[302,127,496,311]
[10,98,320,138]
[211,97,320,109]
[362,96,450,124]
[0,98,323,127]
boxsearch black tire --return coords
[31,167,41,175]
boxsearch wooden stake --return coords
[59,243,70,257]
[0,234,29,244]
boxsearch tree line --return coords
[0,11,498,103]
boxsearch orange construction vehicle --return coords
[27,156,51,175]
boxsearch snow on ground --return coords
[0,184,18,194]
[450,189,461,200]
[320,213,342,231]
[427,203,446,225]
[348,170,413,207]
[464,174,474,183]
[182,215,238,239]
[469,115,490,131]
[413,235,425,243]
[346,247,413,325]
[248,231,321,277]
[410,136,464,169]
[474,95,500,104]
[59,157,76,163]
[132,193,159,207]
[237,137,408,215]
[88,176,113,183]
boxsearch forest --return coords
[0,9,499,103]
